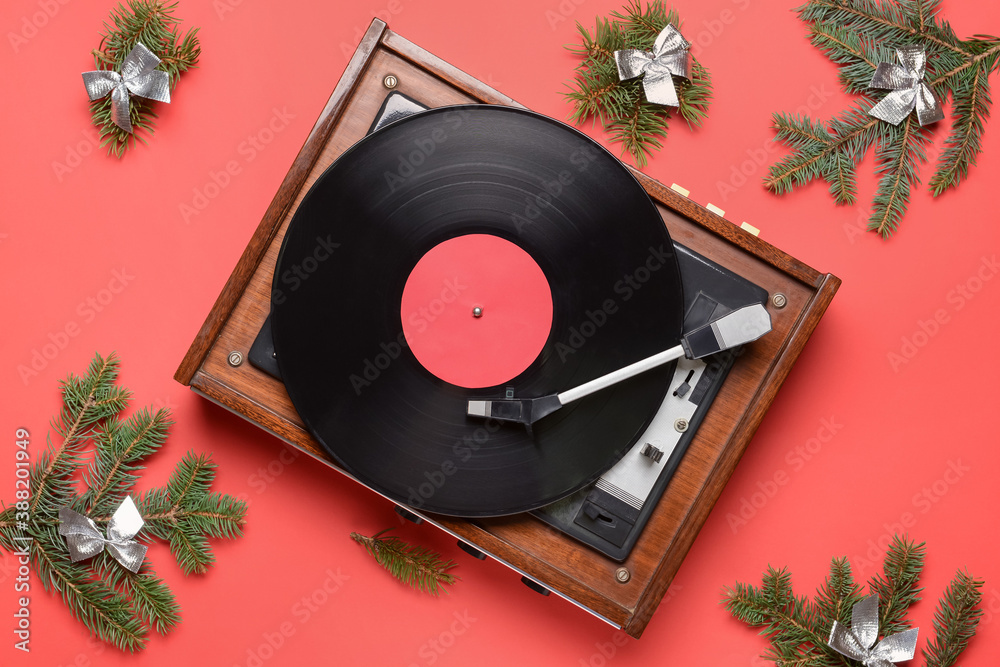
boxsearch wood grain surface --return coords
[175,19,840,638]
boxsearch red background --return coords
[2,0,999,665]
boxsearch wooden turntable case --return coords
[175,19,840,638]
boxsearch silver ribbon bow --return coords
[828,594,919,667]
[614,25,692,107]
[58,496,147,573]
[869,46,944,126]
[82,42,171,134]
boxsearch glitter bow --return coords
[614,25,691,107]
[828,594,919,667]
[58,496,147,573]
[82,42,171,133]
[868,46,944,126]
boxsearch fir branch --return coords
[121,572,182,636]
[929,65,991,194]
[611,0,679,46]
[767,0,1000,237]
[765,102,881,196]
[82,407,172,517]
[824,151,859,205]
[928,42,1000,87]
[0,353,245,651]
[169,525,214,575]
[564,1,712,166]
[98,554,181,636]
[723,567,846,667]
[814,557,864,629]
[351,529,458,596]
[137,453,247,574]
[867,535,925,635]
[32,527,147,652]
[922,571,984,667]
[724,536,984,667]
[869,115,930,238]
[773,113,834,149]
[88,1,201,157]
[29,353,128,517]
[797,0,965,55]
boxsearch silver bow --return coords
[614,25,691,107]
[828,594,919,667]
[58,496,147,573]
[868,46,944,126]
[82,42,171,133]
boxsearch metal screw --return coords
[228,351,244,367]
[473,306,483,318]
[383,74,398,89]
[674,418,688,433]
[615,567,631,583]
[771,293,787,309]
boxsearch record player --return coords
[175,19,840,638]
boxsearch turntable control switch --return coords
[640,443,664,464]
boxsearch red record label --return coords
[400,234,553,388]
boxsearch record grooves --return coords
[270,105,684,517]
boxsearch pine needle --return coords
[923,570,984,667]
[765,0,1000,238]
[351,529,458,596]
[0,352,246,651]
[88,1,201,157]
[564,1,712,166]
[723,536,985,667]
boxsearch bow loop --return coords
[869,46,944,126]
[58,497,147,573]
[82,42,171,133]
[828,594,919,666]
[614,25,691,107]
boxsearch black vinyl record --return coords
[271,105,684,516]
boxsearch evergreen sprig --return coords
[351,528,458,596]
[766,0,1000,238]
[565,0,712,167]
[88,1,200,157]
[0,352,246,651]
[723,535,985,667]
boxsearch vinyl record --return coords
[271,105,684,516]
